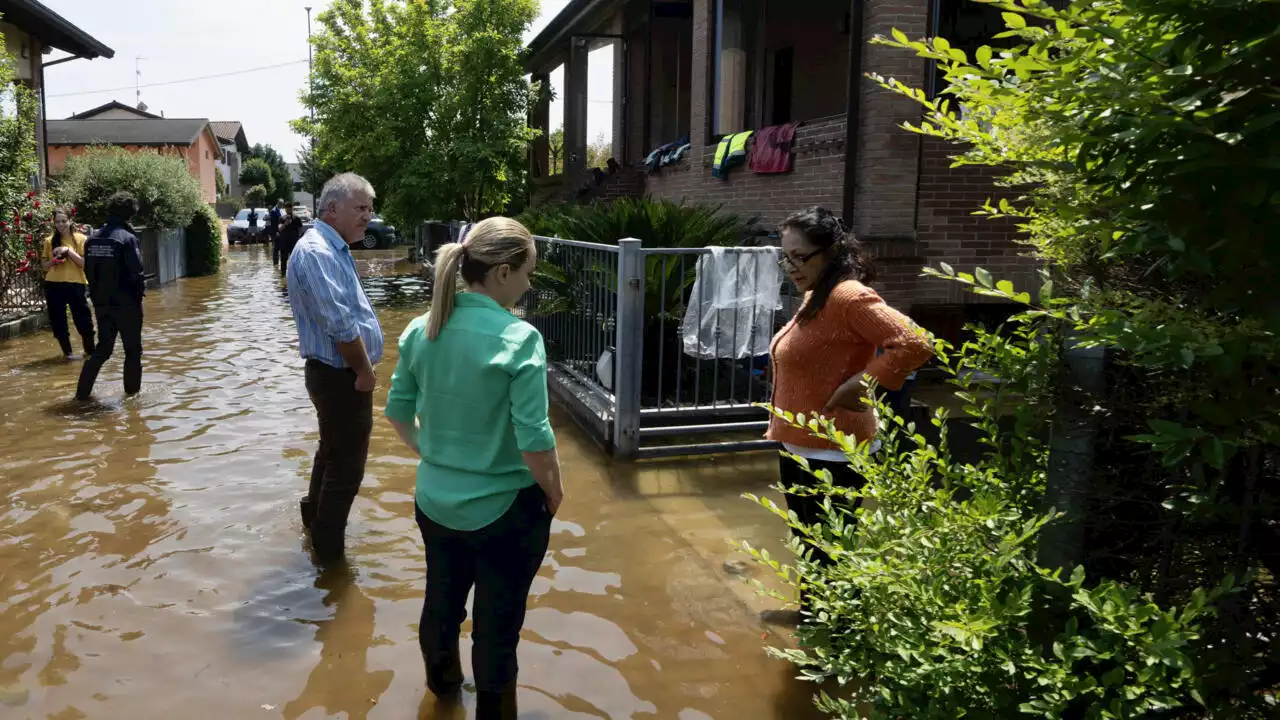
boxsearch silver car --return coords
[228,208,271,245]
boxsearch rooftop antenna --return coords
[135,56,147,108]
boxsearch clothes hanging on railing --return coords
[712,131,754,179]
[749,122,800,174]
[644,135,691,173]
[681,246,783,360]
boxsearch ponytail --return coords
[427,243,465,340]
[424,217,535,340]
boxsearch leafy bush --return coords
[750,386,1229,719]
[184,204,221,277]
[239,158,274,197]
[58,147,204,230]
[245,184,268,207]
[0,34,42,302]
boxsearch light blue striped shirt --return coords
[285,220,384,368]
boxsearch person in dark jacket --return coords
[278,204,304,277]
[75,191,147,401]
[268,201,284,266]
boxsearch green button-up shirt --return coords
[385,292,557,531]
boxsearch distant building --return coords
[46,117,225,203]
[68,100,159,121]
[210,121,250,198]
[0,0,115,187]
[287,163,314,211]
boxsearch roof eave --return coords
[524,0,613,73]
[3,0,115,59]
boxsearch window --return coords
[712,0,762,137]
[931,0,1007,98]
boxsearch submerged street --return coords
[0,245,818,719]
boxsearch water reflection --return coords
[283,562,394,720]
[0,245,824,718]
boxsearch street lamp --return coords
[305,6,316,216]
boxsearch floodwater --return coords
[0,246,822,719]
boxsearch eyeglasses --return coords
[778,248,824,271]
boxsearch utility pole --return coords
[306,6,317,216]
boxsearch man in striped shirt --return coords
[286,173,384,561]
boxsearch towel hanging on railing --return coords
[681,246,783,360]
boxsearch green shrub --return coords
[239,158,275,197]
[184,204,221,277]
[750,387,1229,719]
[58,147,204,230]
[245,184,268,207]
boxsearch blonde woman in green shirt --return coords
[385,216,562,719]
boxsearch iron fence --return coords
[518,236,794,459]
[0,255,46,322]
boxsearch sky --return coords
[40,0,614,164]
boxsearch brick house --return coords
[46,116,225,204]
[525,0,1036,335]
[0,0,114,187]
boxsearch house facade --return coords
[210,121,249,198]
[46,118,224,203]
[525,0,1035,332]
[0,0,114,187]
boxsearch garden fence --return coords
[517,235,798,459]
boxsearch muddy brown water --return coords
[0,246,824,719]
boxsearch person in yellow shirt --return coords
[42,207,96,360]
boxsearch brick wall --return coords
[645,114,847,228]
[915,135,1038,305]
[852,0,929,239]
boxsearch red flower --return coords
[17,262,29,273]
[70,208,77,216]
[33,200,40,209]
[26,191,35,199]
[26,250,37,260]
[0,221,7,231]
[23,212,32,220]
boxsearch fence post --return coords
[613,237,645,458]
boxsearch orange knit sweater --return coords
[767,280,933,450]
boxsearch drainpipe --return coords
[842,0,865,224]
[39,53,85,189]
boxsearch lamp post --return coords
[305,5,316,216]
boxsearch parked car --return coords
[353,214,398,250]
[292,206,312,222]
[228,208,271,245]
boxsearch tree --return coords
[239,158,274,198]
[59,147,204,229]
[548,127,564,175]
[750,0,1280,717]
[214,167,228,199]
[294,0,539,224]
[248,143,294,205]
[586,133,611,170]
[296,144,333,198]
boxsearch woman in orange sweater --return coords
[768,207,932,572]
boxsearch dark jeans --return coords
[44,281,94,356]
[76,304,142,400]
[415,484,551,695]
[271,231,282,265]
[280,242,294,277]
[779,454,867,567]
[302,360,374,556]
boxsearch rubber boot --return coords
[476,684,517,720]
